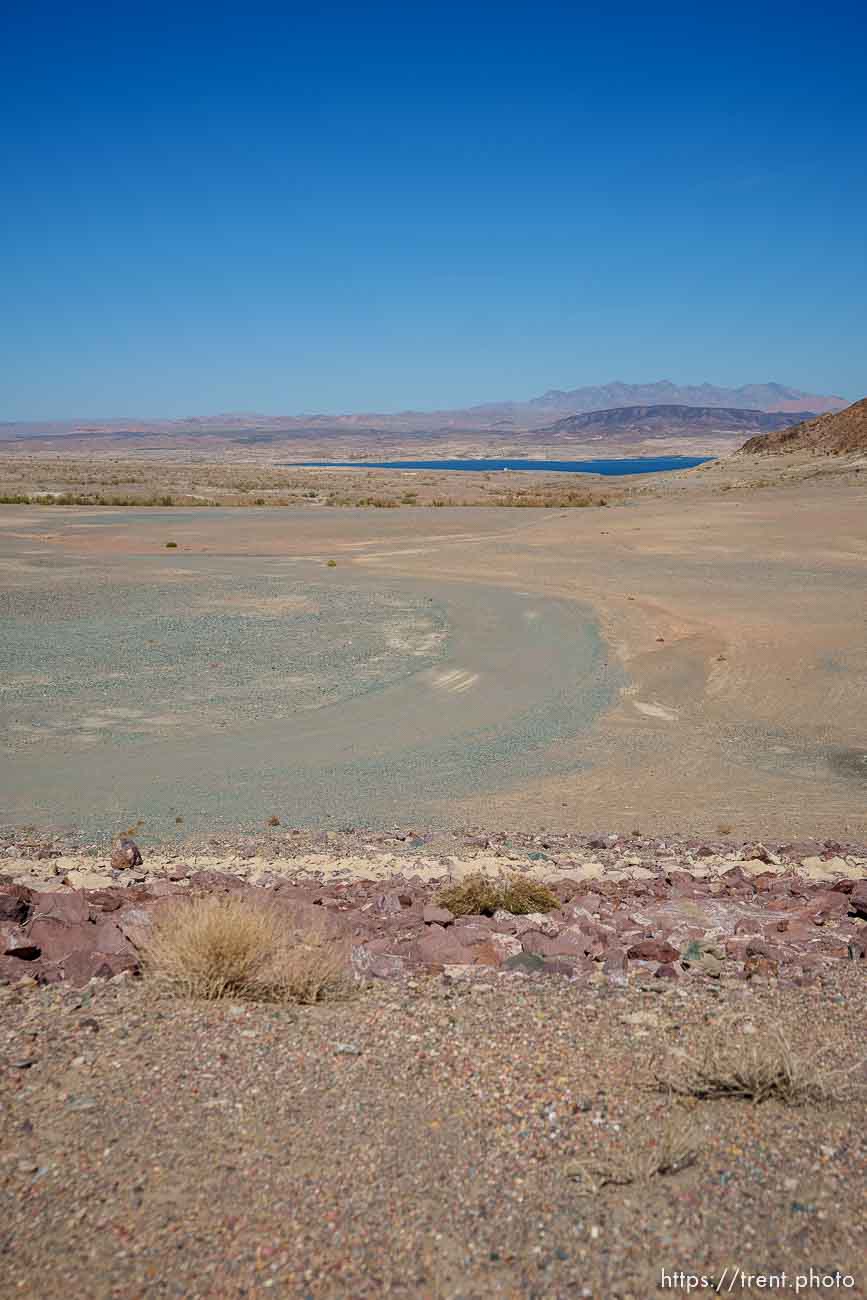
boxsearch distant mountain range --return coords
[465,381,845,430]
[537,405,817,439]
[739,398,867,456]
[0,380,847,440]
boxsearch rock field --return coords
[2,827,865,989]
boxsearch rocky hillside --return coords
[739,397,867,455]
[538,404,814,439]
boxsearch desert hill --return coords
[538,404,814,439]
[739,397,867,455]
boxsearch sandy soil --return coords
[1,456,866,839]
[2,968,864,1298]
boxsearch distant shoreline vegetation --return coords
[289,456,714,475]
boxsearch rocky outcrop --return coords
[739,396,867,456]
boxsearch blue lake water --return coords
[291,456,713,476]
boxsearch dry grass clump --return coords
[637,1110,702,1180]
[437,873,559,916]
[140,895,350,1004]
[499,876,560,914]
[437,874,502,916]
[566,1110,701,1193]
[655,1023,861,1106]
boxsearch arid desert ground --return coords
[1,453,865,842]
[2,449,867,1300]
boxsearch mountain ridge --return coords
[0,380,847,440]
[537,405,817,439]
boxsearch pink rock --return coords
[471,941,503,967]
[88,921,136,956]
[513,914,560,938]
[147,881,185,898]
[28,918,95,963]
[521,929,592,958]
[413,930,468,967]
[60,949,139,987]
[423,905,454,926]
[456,925,493,948]
[488,932,522,960]
[30,891,89,925]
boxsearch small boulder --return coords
[423,905,454,926]
[111,838,143,871]
[626,939,679,963]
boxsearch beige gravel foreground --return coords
[1,967,865,1300]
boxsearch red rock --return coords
[655,962,682,979]
[802,890,851,916]
[60,949,139,987]
[146,881,186,898]
[744,955,778,980]
[111,838,143,870]
[31,891,90,925]
[0,886,32,924]
[626,939,679,963]
[521,929,592,958]
[413,930,468,967]
[745,939,786,962]
[456,925,494,948]
[849,881,867,919]
[88,921,136,955]
[85,887,151,913]
[470,941,502,967]
[422,904,454,926]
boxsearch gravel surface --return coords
[1,970,864,1299]
[0,547,613,838]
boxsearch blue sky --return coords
[2,0,866,418]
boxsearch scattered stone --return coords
[111,838,143,871]
[626,939,680,963]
